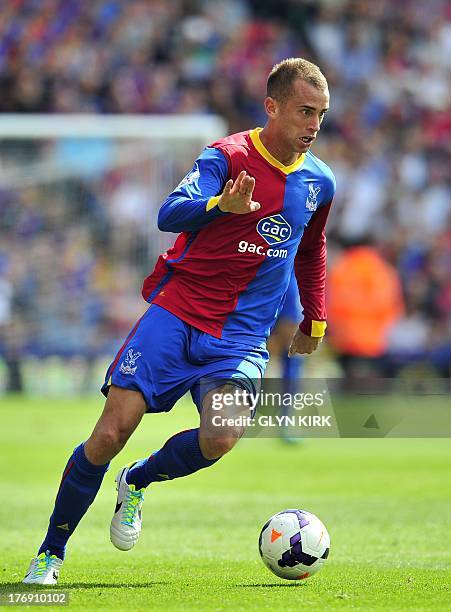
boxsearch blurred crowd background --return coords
[0,0,450,392]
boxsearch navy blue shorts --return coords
[102,304,269,413]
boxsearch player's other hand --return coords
[218,171,261,214]
[288,329,323,357]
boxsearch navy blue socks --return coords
[38,443,109,560]
[38,430,216,559]
[282,353,303,395]
[126,428,217,490]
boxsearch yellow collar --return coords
[249,127,305,175]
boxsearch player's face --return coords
[267,79,330,155]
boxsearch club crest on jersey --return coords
[119,349,142,376]
[256,214,292,246]
[178,167,200,188]
[306,183,321,211]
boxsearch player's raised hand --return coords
[288,328,322,357]
[218,170,261,214]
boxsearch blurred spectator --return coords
[0,255,23,391]
[327,242,404,378]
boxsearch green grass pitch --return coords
[1,395,450,610]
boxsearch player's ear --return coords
[264,96,279,119]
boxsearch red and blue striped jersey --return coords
[142,128,336,348]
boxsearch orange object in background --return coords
[327,247,404,357]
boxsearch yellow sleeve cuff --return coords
[206,196,221,211]
[311,320,327,338]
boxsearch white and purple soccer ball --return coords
[258,509,330,580]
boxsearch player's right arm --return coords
[158,148,260,233]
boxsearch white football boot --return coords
[23,551,63,585]
[110,464,145,551]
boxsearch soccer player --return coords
[267,272,305,442]
[23,57,335,584]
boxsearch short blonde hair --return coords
[267,58,328,101]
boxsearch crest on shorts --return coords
[306,183,321,212]
[119,349,142,376]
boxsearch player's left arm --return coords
[289,200,332,357]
